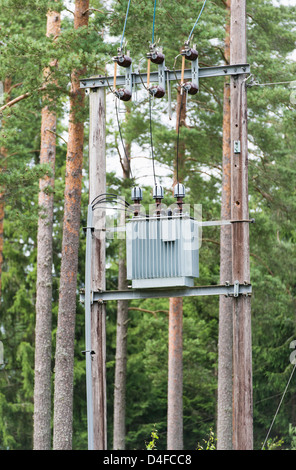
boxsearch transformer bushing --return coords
[131,187,143,216]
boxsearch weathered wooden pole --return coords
[217,0,233,450]
[230,0,253,450]
[88,87,107,450]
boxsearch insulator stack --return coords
[174,183,186,213]
[147,44,166,98]
[181,44,199,95]
[131,187,143,216]
[113,48,133,101]
[153,185,164,216]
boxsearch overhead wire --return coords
[114,97,133,179]
[187,0,207,43]
[261,362,296,450]
[248,80,296,88]
[176,90,185,184]
[148,0,158,187]
[149,94,157,186]
[91,193,148,218]
[152,0,157,44]
[91,193,130,208]
[120,0,132,49]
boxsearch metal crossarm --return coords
[80,63,250,90]
[80,282,252,303]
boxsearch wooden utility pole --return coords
[89,87,107,450]
[167,87,186,451]
[230,0,253,450]
[217,0,233,450]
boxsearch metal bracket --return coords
[125,64,132,95]
[234,140,241,154]
[81,350,96,356]
[234,280,240,297]
[191,57,199,90]
[80,282,252,303]
[158,60,166,93]
[80,64,250,90]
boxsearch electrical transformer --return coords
[126,214,199,289]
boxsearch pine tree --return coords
[53,0,89,450]
[33,4,60,450]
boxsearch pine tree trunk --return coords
[113,149,130,450]
[167,87,186,450]
[53,0,89,450]
[33,8,60,450]
[217,0,233,450]
[0,77,11,298]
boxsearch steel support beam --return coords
[80,64,250,90]
[80,282,252,303]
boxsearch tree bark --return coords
[167,87,186,450]
[167,296,183,450]
[33,7,61,450]
[217,0,233,450]
[53,0,89,450]
[113,144,130,450]
[0,77,11,298]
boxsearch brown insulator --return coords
[186,82,198,95]
[150,85,165,98]
[116,55,132,68]
[184,48,198,61]
[150,51,165,64]
[117,88,132,101]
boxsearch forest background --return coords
[1,0,296,450]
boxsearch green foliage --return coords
[197,428,216,450]
[262,436,285,451]
[0,0,296,451]
[145,425,159,450]
[288,424,296,450]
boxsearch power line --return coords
[248,80,295,88]
[152,0,157,44]
[149,94,157,186]
[120,0,132,48]
[176,90,185,183]
[187,0,207,42]
[114,98,133,179]
[261,362,296,450]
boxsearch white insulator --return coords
[131,187,143,201]
[174,183,186,198]
[153,185,164,199]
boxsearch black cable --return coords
[176,90,185,183]
[149,94,157,186]
[92,199,131,214]
[91,192,130,207]
[114,98,133,179]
